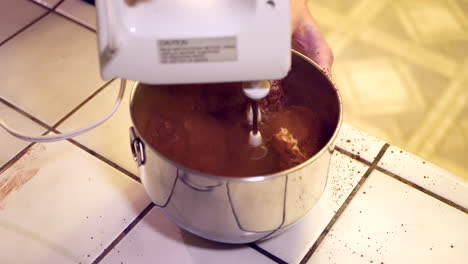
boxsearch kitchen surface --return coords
[309,0,468,179]
[0,0,467,264]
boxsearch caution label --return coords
[158,37,237,64]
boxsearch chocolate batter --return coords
[138,81,328,177]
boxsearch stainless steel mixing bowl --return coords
[129,50,342,243]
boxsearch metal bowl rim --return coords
[129,49,343,183]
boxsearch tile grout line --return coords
[92,202,155,264]
[0,0,66,47]
[376,166,468,214]
[299,143,390,264]
[246,243,288,264]
[0,97,55,174]
[28,0,96,33]
[336,144,467,214]
[1,0,140,199]
[0,86,141,183]
[5,2,382,262]
[49,78,142,183]
[0,97,54,131]
[335,146,373,167]
[247,145,379,264]
[0,142,36,174]
[5,12,462,252]
[67,138,141,183]
[53,9,96,33]
[50,79,115,129]
[0,11,51,47]
[0,129,53,174]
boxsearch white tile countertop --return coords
[1,1,467,264]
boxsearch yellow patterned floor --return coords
[308,0,468,179]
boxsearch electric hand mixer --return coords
[0,0,291,145]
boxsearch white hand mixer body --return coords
[97,0,291,146]
[1,0,291,144]
[96,0,291,84]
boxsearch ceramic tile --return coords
[341,114,409,155]
[57,79,138,176]
[0,140,151,264]
[31,0,62,9]
[0,13,105,125]
[255,152,369,264]
[99,207,276,264]
[0,0,47,43]
[335,123,385,163]
[378,145,468,209]
[0,102,46,168]
[307,170,468,264]
[56,0,96,30]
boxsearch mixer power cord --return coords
[0,79,126,143]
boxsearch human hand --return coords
[291,0,333,75]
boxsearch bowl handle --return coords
[129,127,146,166]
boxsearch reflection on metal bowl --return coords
[129,50,342,243]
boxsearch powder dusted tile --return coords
[378,145,468,209]
[0,140,150,264]
[99,207,276,264]
[0,0,47,43]
[335,123,385,163]
[0,101,46,168]
[57,80,138,176]
[254,152,369,264]
[56,0,96,30]
[0,13,105,125]
[306,170,468,264]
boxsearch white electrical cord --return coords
[0,79,127,143]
